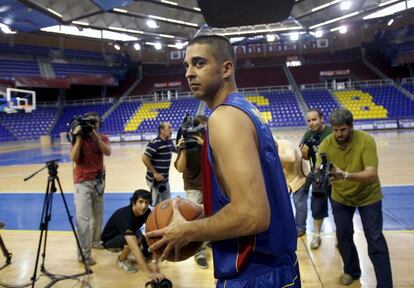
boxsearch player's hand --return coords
[193,135,204,145]
[176,136,185,149]
[147,272,165,283]
[73,125,82,135]
[146,199,192,262]
[300,144,309,159]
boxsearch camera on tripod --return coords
[145,278,173,288]
[177,114,205,151]
[303,153,332,196]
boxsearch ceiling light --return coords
[133,43,141,50]
[47,8,63,18]
[340,1,352,10]
[315,30,324,38]
[290,32,299,41]
[363,1,406,19]
[113,8,128,13]
[266,34,276,42]
[146,19,159,29]
[387,18,394,25]
[229,37,245,43]
[193,7,201,11]
[72,21,89,26]
[114,44,121,50]
[309,11,359,29]
[0,23,16,34]
[154,42,162,50]
[311,0,342,12]
[161,0,178,5]
[175,42,183,49]
[159,34,174,38]
[339,26,347,33]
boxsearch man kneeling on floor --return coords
[101,189,165,282]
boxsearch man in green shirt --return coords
[317,108,392,287]
[299,109,332,250]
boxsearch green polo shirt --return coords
[316,130,382,207]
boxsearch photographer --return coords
[142,121,176,205]
[299,109,332,249]
[70,112,111,266]
[101,190,165,283]
[317,108,392,287]
[174,115,208,269]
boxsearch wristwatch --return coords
[344,171,350,181]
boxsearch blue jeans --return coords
[292,187,308,233]
[331,199,392,288]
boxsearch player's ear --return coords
[222,60,234,79]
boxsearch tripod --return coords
[24,159,92,288]
[0,222,12,271]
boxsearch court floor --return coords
[0,128,414,287]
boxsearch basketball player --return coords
[147,35,300,287]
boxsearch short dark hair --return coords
[130,189,151,205]
[157,122,167,135]
[188,35,236,66]
[307,108,323,119]
[329,108,353,126]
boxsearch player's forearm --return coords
[186,201,270,242]
[97,139,111,156]
[125,236,151,273]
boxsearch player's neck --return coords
[207,83,238,109]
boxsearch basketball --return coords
[145,198,204,262]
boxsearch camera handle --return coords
[24,160,93,288]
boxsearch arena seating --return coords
[206,91,304,127]
[301,89,340,117]
[63,49,105,61]
[0,107,57,141]
[100,100,143,134]
[52,63,114,77]
[51,103,112,137]
[0,43,50,58]
[0,59,41,79]
[123,98,199,133]
[333,90,388,120]
[236,66,289,87]
[360,86,414,118]
[0,123,17,142]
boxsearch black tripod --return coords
[0,222,12,271]
[24,159,92,288]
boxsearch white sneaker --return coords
[117,258,137,273]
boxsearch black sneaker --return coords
[195,257,208,269]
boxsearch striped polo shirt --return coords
[144,136,176,183]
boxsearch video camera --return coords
[67,113,101,143]
[145,279,173,288]
[177,114,205,151]
[303,153,332,196]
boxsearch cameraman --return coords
[70,112,111,266]
[101,189,165,282]
[299,108,332,249]
[142,121,176,206]
[317,108,392,287]
[174,115,208,269]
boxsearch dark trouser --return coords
[331,199,393,288]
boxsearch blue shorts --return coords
[216,253,301,288]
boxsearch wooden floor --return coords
[1,128,414,287]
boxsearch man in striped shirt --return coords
[142,122,176,205]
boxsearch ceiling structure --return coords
[0,0,412,48]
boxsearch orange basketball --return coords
[145,198,204,262]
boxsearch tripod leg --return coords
[56,176,92,274]
[0,234,12,269]
[40,178,56,272]
[31,179,52,287]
